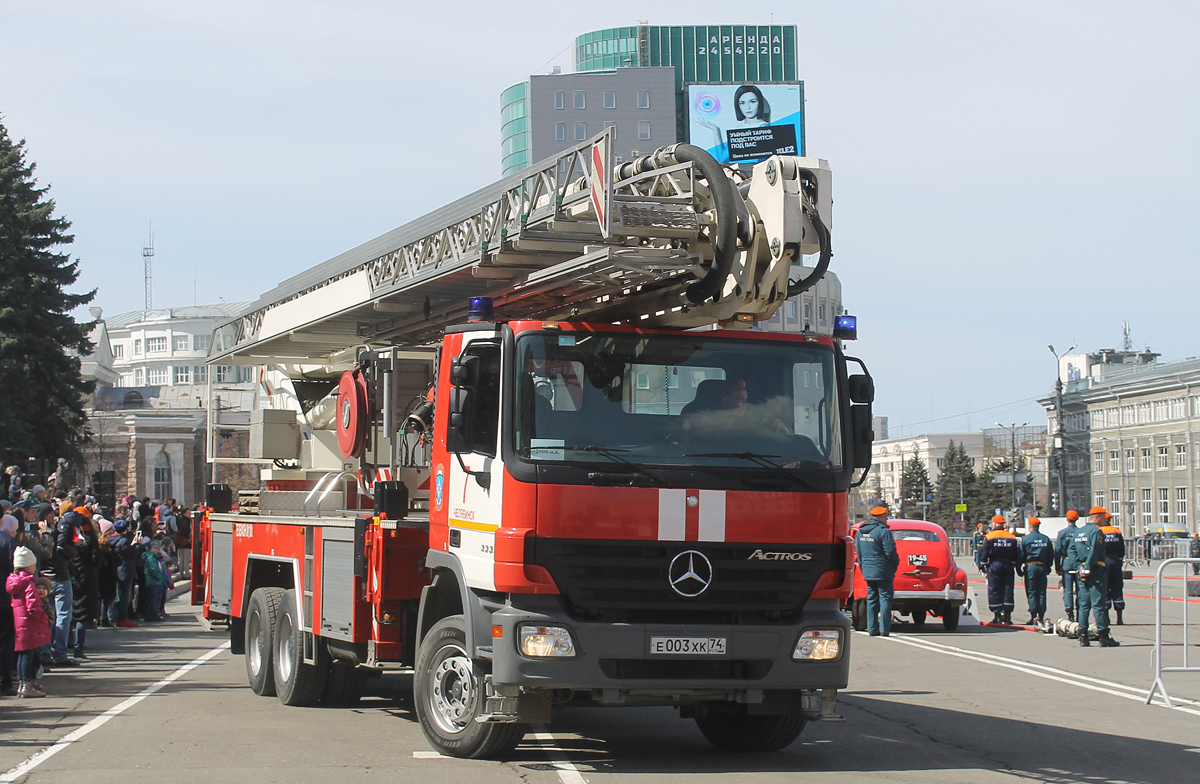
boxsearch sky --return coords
[2,1,1197,438]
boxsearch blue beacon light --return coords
[467,296,494,322]
[833,314,858,340]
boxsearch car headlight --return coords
[519,625,577,658]
[793,629,841,661]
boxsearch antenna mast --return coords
[143,228,154,310]
[1121,320,1132,351]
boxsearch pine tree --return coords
[0,119,95,466]
[931,440,976,529]
[899,446,932,520]
[972,457,1034,522]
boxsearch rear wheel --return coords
[245,587,285,696]
[414,615,527,759]
[911,610,927,627]
[695,710,807,752]
[851,599,867,631]
[323,660,367,706]
[272,589,327,706]
[942,604,961,631]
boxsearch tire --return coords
[272,589,327,706]
[942,604,960,632]
[245,587,285,696]
[414,615,527,759]
[851,599,867,632]
[695,711,807,752]
[323,661,367,706]
[911,610,927,627]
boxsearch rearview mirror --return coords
[450,354,480,388]
[850,405,874,470]
[848,374,874,405]
[447,387,473,453]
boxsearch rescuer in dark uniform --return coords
[981,515,1020,624]
[1055,510,1081,621]
[1019,517,1053,628]
[972,522,988,573]
[1069,506,1119,647]
[855,505,899,637]
[1100,513,1126,625]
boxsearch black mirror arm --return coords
[453,451,491,491]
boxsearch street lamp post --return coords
[1048,343,1075,515]
[996,421,1028,522]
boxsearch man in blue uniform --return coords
[1019,517,1054,628]
[1099,513,1126,625]
[1190,533,1200,576]
[1055,510,1081,621]
[981,515,1020,624]
[972,522,988,573]
[855,505,899,637]
[1069,506,1119,647]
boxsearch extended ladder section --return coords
[210,130,832,366]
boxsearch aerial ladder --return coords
[197,130,874,759]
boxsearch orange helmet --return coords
[991,515,1006,526]
[870,505,888,517]
[1066,510,1079,521]
[1028,517,1040,525]
[1089,506,1107,516]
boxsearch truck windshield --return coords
[514,332,842,471]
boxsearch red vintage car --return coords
[846,518,967,631]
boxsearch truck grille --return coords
[527,539,839,624]
[599,659,772,680]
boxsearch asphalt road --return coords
[3,568,1198,784]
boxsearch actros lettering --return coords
[747,549,812,561]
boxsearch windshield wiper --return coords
[684,451,819,491]
[565,446,666,487]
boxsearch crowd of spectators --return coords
[0,476,192,699]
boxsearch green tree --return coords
[973,457,1034,523]
[0,119,95,466]
[931,440,976,530]
[899,446,932,520]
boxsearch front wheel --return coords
[911,610,927,627]
[695,710,807,752]
[851,599,867,631]
[414,615,527,759]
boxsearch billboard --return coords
[687,84,804,164]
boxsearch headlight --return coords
[793,629,841,661]
[519,625,577,658]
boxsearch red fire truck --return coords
[193,135,874,758]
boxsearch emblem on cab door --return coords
[668,550,714,597]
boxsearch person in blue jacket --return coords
[1055,510,1081,621]
[1069,506,1119,647]
[981,516,1020,624]
[1099,513,1126,625]
[855,505,899,636]
[1018,517,1054,628]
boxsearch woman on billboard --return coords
[694,85,771,149]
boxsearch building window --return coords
[785,300,797,319]
[195,334,210,351]
[1092,451,1103,473]
[216,366,233,383]
[603,120,617,140]
[573,91,585,109]
[1159,487,1171,522]
[818,302,827,327]
[555,122,565,141]
[1157,445,1170,469]
[637,90,650,109]
[148,367,167,385]
[574,122,587,141]
[1176,444,1188,468]
[638,121,651,140]
[803,300,812,325]
[1140,448,1151,471]
[112,344,124,359]
[1110,489,1120,506]
[1094,491,1105,509]
[153,452,171,500]
[147,337,167,353]
[1108,450,1119,473]
[554,91,564,110]
[133,339,142,355]
[134,368,144,386]
[603,91,616,109]
[173,335,189,351]
[173,366,191,384]
[1142,489,1153,524]
[1177,487,1188,526]
[194,365,208,383]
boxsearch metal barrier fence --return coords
[948,536,975,559]
[1146,557,1200,707]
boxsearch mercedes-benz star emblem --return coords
[668,550,714,597]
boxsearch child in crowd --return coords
[8,546,51,697]
[140,539,167,621]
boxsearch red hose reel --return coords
[335,368,371,458]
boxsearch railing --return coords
[1146,557,1200,707]
[301,470,359,518]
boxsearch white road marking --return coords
[412,750,447,758]
[875,633,1200,718]
[0,642,231,784]
[532,726,588,784]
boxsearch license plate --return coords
[649,636,727,655]
[909,554,928,566]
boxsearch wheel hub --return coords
[430,648,474,733]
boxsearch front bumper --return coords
[488,596,850,700]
